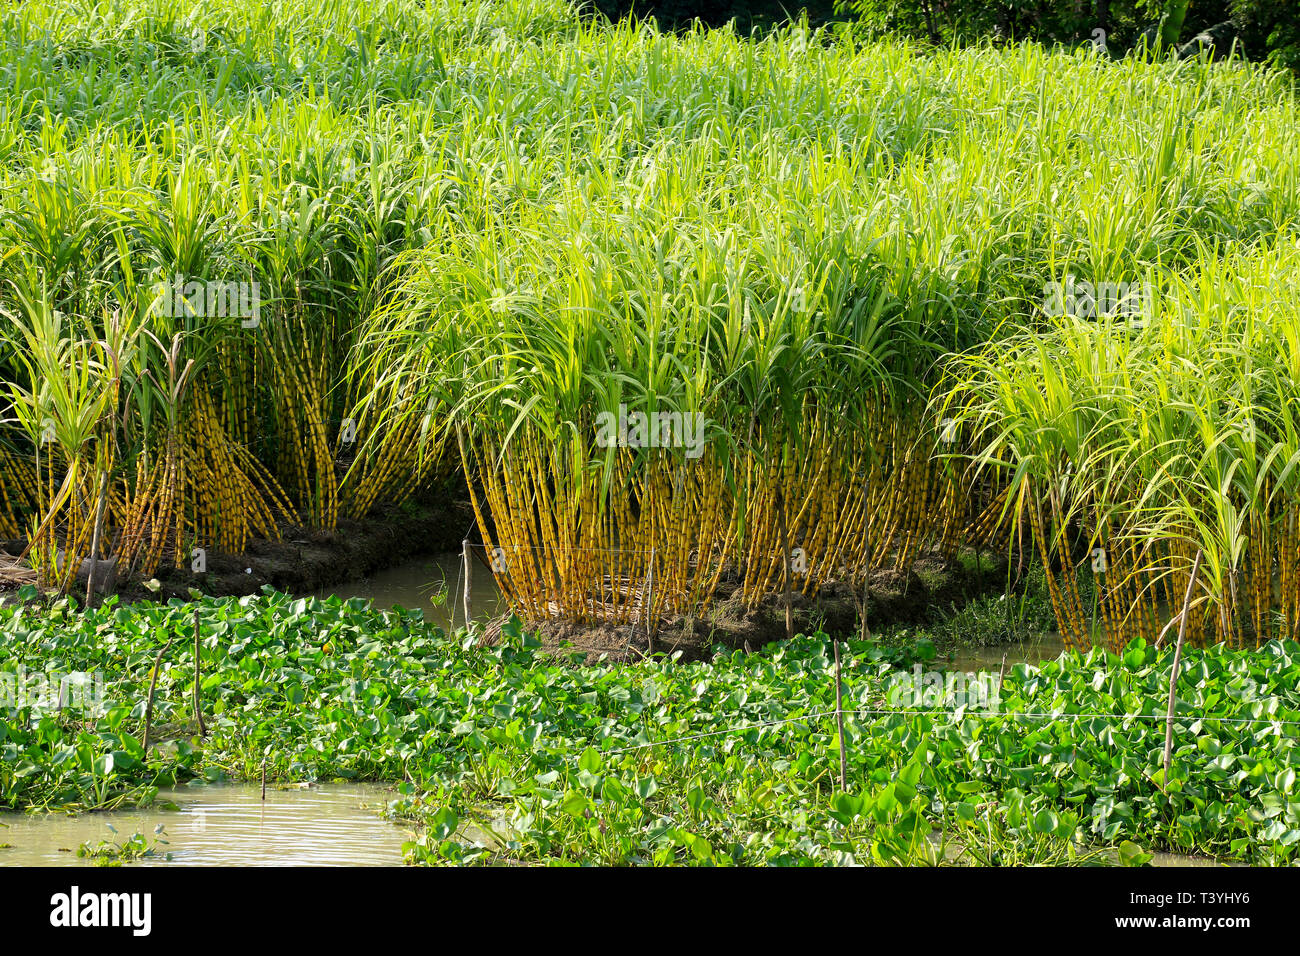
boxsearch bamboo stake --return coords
[85,469,110,604]
[141,633,176,755]
[778,487,793,641]
[626,550,653,657]
[462,538,472,627]
[192,605,206,737]
[1163,549,1202,785]
[833,637,846,790]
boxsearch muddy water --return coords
[309,556,1075,667]
[944,635,1070,673]
[309,551,505,630]
[0,783,411,867]
[314,556,1070,666]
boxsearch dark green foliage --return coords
[586,0,1297,75]
[581,0,842,33]
[3,589,1298,864]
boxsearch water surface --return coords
[0,783,410,867]
[309,551,505,630]
[945,635,1069,672]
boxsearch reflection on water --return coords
[1151,851,1238,868]
[0,783,410,867]
[309,551,506,630]
[944,635,1069,673]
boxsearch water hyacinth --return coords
[1,591,1297,863]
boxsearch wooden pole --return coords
[85,470,110,604]
[192,606,206,737]
[1163,549,1203,784]
[645,547,656,655]
[627,551,654,658]
[462,538,472,627]
[778,488,793,641]
[141,634,176,755]
[833,638,846,790]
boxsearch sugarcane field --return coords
[0,0,1296,927]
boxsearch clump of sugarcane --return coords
[461,422,734,625]
[0,280,308,586]
[949,244,1300,651]
[178,387,297,557]
[111,330,194,579]
[257,309,341,530]
[348,132,990,626]
[108,322,303,578]
[731,413,931,609]
[0,444,39,540]
[336,373,456,520]
[0,285,124,591]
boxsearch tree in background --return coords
[1230,0,1300,73]
[832,1,1222,48]
[1159,1,1192,48]
[580,0,1298,75]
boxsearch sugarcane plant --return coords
[1,0,1298,630]
[945,239,1300,650]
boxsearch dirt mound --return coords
[481,550,1011,662]
[0,498,474,606]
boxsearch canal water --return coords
[945,634,1069,672]
[309,554,1075,673]
[0,783,411,867]
[308,551,506,630]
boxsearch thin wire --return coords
[604,712,838,754]
[467,541,656,555]
[601,704,1300,756]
